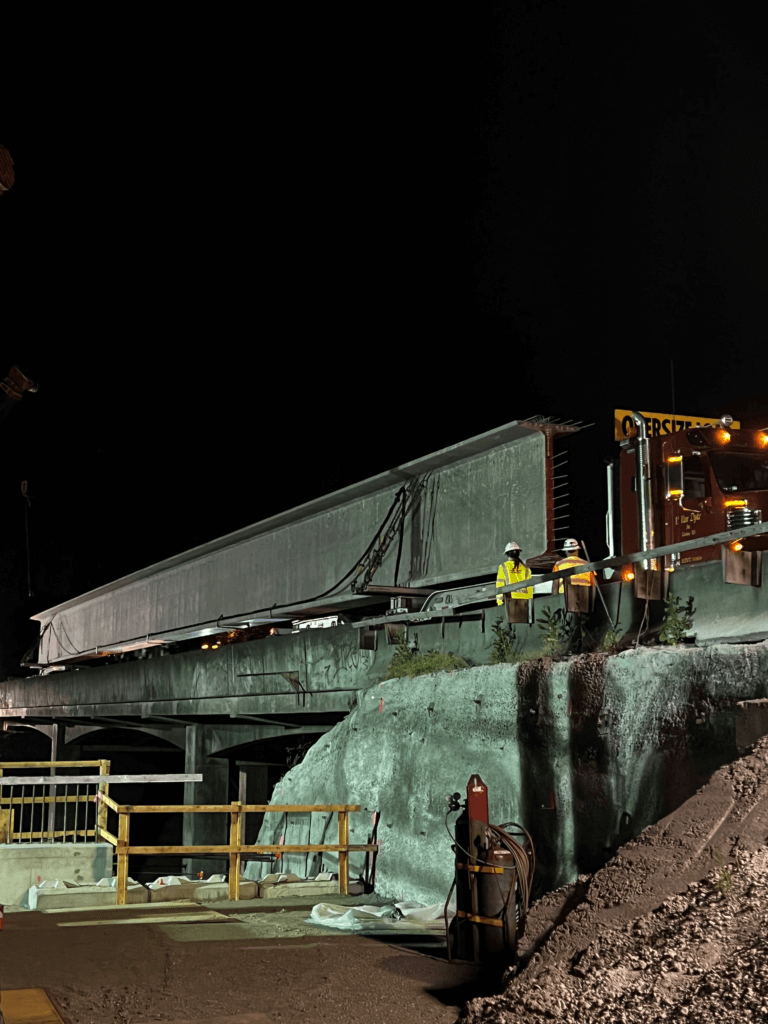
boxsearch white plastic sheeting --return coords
[308,900,455,932]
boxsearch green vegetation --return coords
[383,635,470,680]
[384,609,625,679]
[659,594,696,645]
[536,606,575,658]
[711,847,733,896]
[599,624,624,653]
[489,619,525,664]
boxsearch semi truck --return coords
[618,411,767,574]
[24,410,768,672]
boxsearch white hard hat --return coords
[562,538,580,551]
[505,541,521,553]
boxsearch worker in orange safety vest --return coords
[551,539,596,594]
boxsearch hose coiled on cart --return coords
[491,821,536,918]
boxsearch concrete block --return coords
[0,843,113,907]
[147,880,259,903]
[258,880,341,899]
[195,881,258,902]
[149,880,207,903]
[35,883,149,910]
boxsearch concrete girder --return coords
[0,686,358,721]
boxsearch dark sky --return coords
[2,3,767,678]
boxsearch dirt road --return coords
[3,737,767,1023]
[1,893,489,1024]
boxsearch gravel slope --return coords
[458,732,768,1023]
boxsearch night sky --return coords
[2,3,766,680]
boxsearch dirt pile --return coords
[459,732,768,1023]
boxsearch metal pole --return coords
[48,725,58,838]
[580,541,615,628]
[604,459,616,561]
[630,412,655,570]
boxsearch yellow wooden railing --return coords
[94,794,377,905]
[0,760,110,842]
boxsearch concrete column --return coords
[182,724,229,879]
[48,723,64,838]
[236,764,269,845]
[236,763,272,878]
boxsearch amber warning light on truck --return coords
[614,409,741,442]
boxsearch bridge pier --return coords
[182,724,229,879]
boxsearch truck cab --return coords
[620,424,768,570]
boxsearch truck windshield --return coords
[709,452,768,493]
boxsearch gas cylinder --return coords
[476,843,518,964]
[447,775,496,964]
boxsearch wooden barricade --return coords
[94,799,376,905]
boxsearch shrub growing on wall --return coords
[383,636,470,679]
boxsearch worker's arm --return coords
[496,564,506,605]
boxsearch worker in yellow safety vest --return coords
[497,542,533,622]
[551,539,596,594]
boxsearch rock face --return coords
[250,641,768,911]
[458,731,768,1023]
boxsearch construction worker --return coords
[551,539,596,594]
[497,541,533,623]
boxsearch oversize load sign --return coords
[614,409,741,441]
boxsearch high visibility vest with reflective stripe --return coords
[553,556,595,593]
[496,560,533,603]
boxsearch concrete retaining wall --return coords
[247,641,768,906]
[0,843,113,907]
